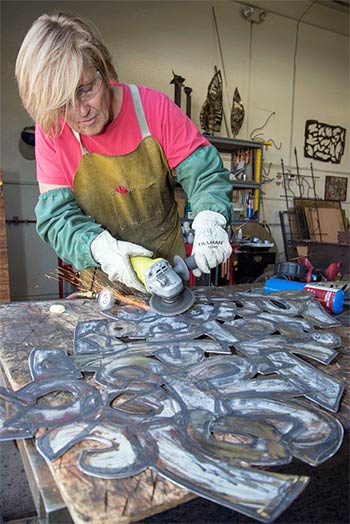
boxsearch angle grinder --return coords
[98,255,197,316]
[131,255,197,316]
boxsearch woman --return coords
[15,12,233,292]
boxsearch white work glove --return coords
[90,230,153,293]
[191,210,232,277]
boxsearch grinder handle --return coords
[173,254,197,281]
[184,255,197,270]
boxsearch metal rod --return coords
[294,147,309,240]
[281,158,301,244]
[212,8,230,136]
[170,71,185,108]
[294,147,303,199]
[281,158,289,211]
[276,172,320,179]
[310,162,318,198]
[174,86,181,107]
[6,216,36,225]
[310,162,322,242]
[184,87,192,118]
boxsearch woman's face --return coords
[65,66,114,135]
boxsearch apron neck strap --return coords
[128,84,151,139]
[71,129,88,155]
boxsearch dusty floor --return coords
[0,365,37,524]
[0,440,37,523]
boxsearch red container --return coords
[304,284,344,314]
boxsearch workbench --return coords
[0,293,349,524]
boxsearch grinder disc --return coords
[150,287,195,316]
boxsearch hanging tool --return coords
[98,255,197,316]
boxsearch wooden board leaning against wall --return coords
[0,169,10,302]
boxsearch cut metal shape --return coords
[0,376,103,440]
[302,300,341,328]
[266,351,344,413]
[259,296,307,316]
[257,312,314,332]
[186,409,291,466]
[73,339,228,373]
[151,424,309,524]
[29,347,83,380]
[227,396,344,466]
[235,334,338,365]
[74,319,127,354]
[98,316,204,341]
[274,321,342,348]
[224,317,276,338]
[236,340,343,411]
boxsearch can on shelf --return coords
[246,194,254,218]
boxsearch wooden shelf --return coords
[205,136,264,225]
[231,181,261,189]
[204,135,264,152]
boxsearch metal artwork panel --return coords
[0,287,346,523]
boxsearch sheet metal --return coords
[0,287,346,524]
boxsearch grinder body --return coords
[131,257,183,300]
[130,255,196,315]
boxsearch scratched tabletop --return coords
[0,298,195,524]
[0,292,349,524]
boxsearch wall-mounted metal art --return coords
[304,119,346,164]
[200,69,223,136]
[0,288,345,523]
[324,175,348,201]
[231,87,245,138]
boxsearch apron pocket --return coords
[110,182,164,231]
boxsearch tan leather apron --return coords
[73,85,185,290]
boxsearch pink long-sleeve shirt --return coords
[35,83,209,188]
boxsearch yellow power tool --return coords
[130,255,197,316]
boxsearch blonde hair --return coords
[15,12,118,135]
